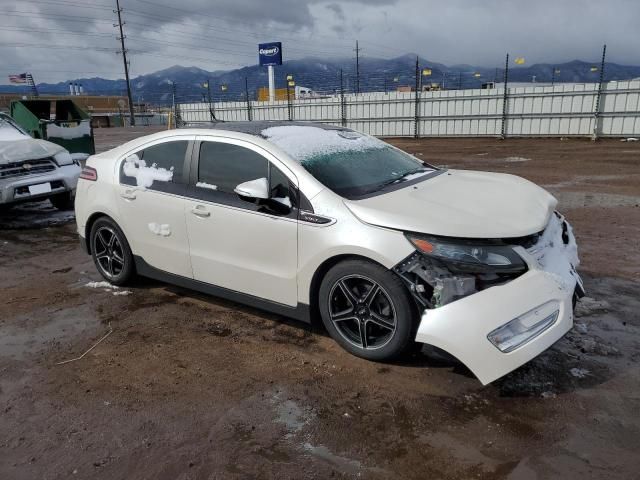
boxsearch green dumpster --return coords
[10,99,95,156]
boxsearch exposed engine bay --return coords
[395,213,582,309]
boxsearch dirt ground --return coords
[1,129,639,479]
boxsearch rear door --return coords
[115,136,194,278]
[184,137,299,306]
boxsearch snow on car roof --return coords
[200,121,384,162]
[261,125,384,162]
[204,120,343,136]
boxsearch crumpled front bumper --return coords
[414,215,580,385]
[415,268,575,384]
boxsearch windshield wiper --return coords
[368,167,431,193]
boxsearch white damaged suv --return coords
[75,121,583,384]
[0,113,80,209]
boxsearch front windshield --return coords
[262,125,436,198]
[0,114,28,141]
[302,146,433,197]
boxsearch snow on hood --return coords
[345,169,558,238]
[262,125,384,162]
[0,138,67,165]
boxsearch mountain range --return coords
[4,55,640,104]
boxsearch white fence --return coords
[178,80,640,138]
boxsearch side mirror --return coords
[234,178,269,200]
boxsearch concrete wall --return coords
[178,80,640,138]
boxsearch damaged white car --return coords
[75,121,583,384]
[0,113,80,209]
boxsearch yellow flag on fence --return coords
[422,68,432,76]
[514,57,525,65]
[203,82,208,88]
[221,84,228,91]
[590,66,599,72]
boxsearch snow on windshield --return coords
[123,153,173,188]
[261,126,385,162]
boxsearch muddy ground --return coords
[1,130,639,479]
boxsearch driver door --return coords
[184,137,299,306]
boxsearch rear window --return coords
[120,140,188,190]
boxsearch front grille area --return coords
[0,158,56,180]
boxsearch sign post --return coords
[259,42,282,102]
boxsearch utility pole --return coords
[114,0,135,126]
[592,44,607,141]
[354,40,361,94]
[501,53,510,139]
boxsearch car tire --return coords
[50,192,74,210]
[319,259,417,361]
[89,217,135,286]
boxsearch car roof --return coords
[192,120,348,138]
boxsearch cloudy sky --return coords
[0,0,638,84]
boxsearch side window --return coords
[120,140,188,190]
[198,141,268,194]
[270,165,295,208]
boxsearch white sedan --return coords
[75,121,583,384]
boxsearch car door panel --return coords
[185,137,298,307]
[115,138,194,279]
[187,200,298,306]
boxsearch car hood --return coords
[0,138,67,165]
[344,169,557,238]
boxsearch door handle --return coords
[191,206,211,218]
[120,190,136,200]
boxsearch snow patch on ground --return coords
[148,223,171,237]
[123,153,173,188]
[196,182,218,191]
[620,137,639,142]
[85,281,118,290]
[262,125,384,162]
[503,156,531,162]
[570,368,590,378]
[112,290,132,296]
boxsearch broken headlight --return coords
[405,234,526,274]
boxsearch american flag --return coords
[8,73,27,84]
